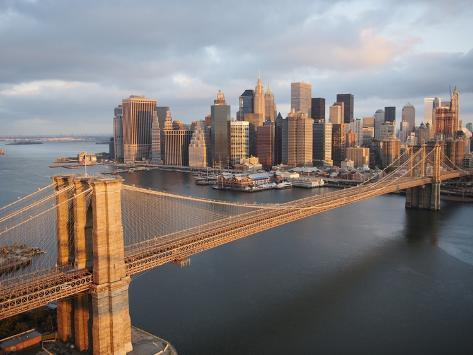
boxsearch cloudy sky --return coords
[0,0,472,135]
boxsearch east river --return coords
[1,142,473,354]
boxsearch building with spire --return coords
[254,77,265,120]
[264,85,276,122]
[433,88,460,139]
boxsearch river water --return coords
[1,142,473,355]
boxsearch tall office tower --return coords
[162,129,192,166]
[329,102,344,124]
[237,89,254,121]
[313,121,333,166]
[346,129,356,148]
[274,113,284,165]
[423,97,442,126]
[256,121,275,169]
[121,95,157,163]
[291,82,312,117]
[384,106,396,123]
[379,137,400,168]
[113,105,124,161]
[332,123,346,166]
[433,88,460,139]
[336,93,354,123]
[311,98,325,120]
[415,123,430,145]
[374,109,385,140]
[346,147,370,168]
[211,90,231,168]
[188,121,208,168]
[466,122,473,132]
[402,103,416,133]
[151,111,161,164]
[362,127,375,146]
[254,78,265,120]
[362,116,375,128]
[264,86,276,122]
[229,121,249,166]
[399,121,410,143]
[379,121,395,140]
[282,110,313,166]
[156,106,170,132]
[350,118,362,146]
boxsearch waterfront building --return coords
[313,121,333,166]
[332,123,346,166]
[113,105,124,161]
[291,82,312,117]
[329,102,343,124]
[121,95,157,163]
[311,98,325,120]
[237,89,254,121]
[188,121,208,168]
[162,129,192,166]
[274,113,284,165]
[336,93,354,123]
[211,90,231,168]
[385,106,396,123]
[374,109,385,140]
[282,110,313,166]
[341,159,354,170]
[229,121,250,167]
[402,103,416,133]
[151,110,161,164]
[379,136,400,168]
[256,121,275,169]
[346,147,369,168]
[264,85,276,122]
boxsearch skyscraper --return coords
[188,121,208,168]
[329,102,343,124]
[332,123,346,166]
[151,110,161,164]
[433,88,460,139]
[254,78,265,120]
[162,128,192,166]
[401,103,415,133]
[291,82,312,117]
[311,98,325,120]
[237,89,254,121]
[384,106,396,123]
[374,109,385,140]
[336,93,354,123]
[282,110,313,166]
[113,105,123,161]
[264,86,276,122]
[274,113,284,165]
[229,121,249,166]
[256,121,275,169]
[313,120,333,166]
[121,95,157,163]
[211,90,231,168]
[156,106,170,132]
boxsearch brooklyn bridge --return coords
[0,144,469,354]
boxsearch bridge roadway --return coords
[0,171,463,320]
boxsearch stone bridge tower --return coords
[54,175,132,354]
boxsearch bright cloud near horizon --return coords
[0,0,472,135]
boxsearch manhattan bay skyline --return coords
[0,0,472,135]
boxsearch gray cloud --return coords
[0,0,472,134]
